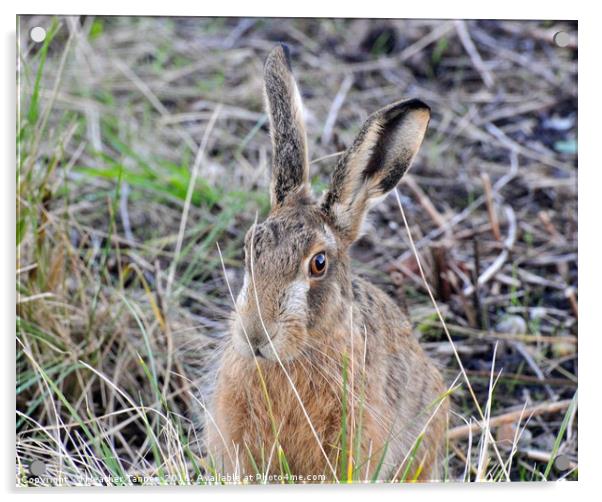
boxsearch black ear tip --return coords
[405,98,431,115]
[265,43,293,72]
[381,98,431,124]
[279,43,293,70]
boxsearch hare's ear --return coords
[264,44,309,208]
[322,99,430,241]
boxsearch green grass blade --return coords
[543,391,578,479]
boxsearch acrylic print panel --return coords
[16,15,577,486]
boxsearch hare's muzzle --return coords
[232,273,310,361]
[234,311,277,358]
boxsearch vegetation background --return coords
[16,15,577,485]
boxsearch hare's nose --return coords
[241,316,273,349]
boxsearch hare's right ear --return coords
[264,44,309,208]
[322,99,430,242]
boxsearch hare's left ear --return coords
[322,99,430,242]
[264,44,309,208]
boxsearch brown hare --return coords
[205,45,448,482]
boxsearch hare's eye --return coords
[309,252,327,278]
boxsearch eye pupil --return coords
[310,252,327,277]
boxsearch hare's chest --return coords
[223,362,342,474]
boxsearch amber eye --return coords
[309,252,327,277]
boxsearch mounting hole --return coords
[553,31,570,48]
[554,454,571,472]
[29,459,47,477]
[30,26,46,43]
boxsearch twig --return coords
[448,399,573,440]
[463,205,517,296]
[17,292,56,304]
[523,449,577,470]
[471,236,486,329]
[454,20,495,89]
[404,175,448,230]
[511,342,558,401]
[481,172,501,241]
[538,210,564,244]
[565,287,578,320]
[463,370,577,388]
[321,74,354,145]
[310,150,345,165]
[420,321,577,345]
[515,268,566,290]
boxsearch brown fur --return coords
[205,45,448,482]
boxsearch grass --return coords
[16,15,577,486]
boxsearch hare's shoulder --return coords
[351,276,445,415]
[350,276,412,343]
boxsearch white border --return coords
[3,2,597,501]
[7,2,581,19]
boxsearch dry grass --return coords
[16,15,577,485]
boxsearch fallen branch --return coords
[448,399,573,440]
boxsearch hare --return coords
[205,45,448,483]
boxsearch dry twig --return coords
[448,399,573,440]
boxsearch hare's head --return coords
[232,45,430,361]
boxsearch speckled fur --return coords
[206,45,448,482]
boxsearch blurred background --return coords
[16,16,577,484]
